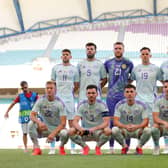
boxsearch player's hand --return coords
[83,130,90,135]
[77,128,85,136]
[130,124,138,131]
[126,124,136,132]
[89,127,96,133]
[38,122,48,131]
[125,124,132,131]
[46,133,55,143]
[163,122,168,129]
[4,113,9,119]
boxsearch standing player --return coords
[112,84,151,154]
[51,49,79,154]
[77,42,107,102]
[104,42,133,153]
[69,85,111,155]
[151,80,168,155]
[29,81,69,155]
[160,61,168,153]
[131,47,162,125]
[4,81,38,152]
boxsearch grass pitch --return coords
[0,149,168,168]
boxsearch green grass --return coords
[0,149,168,168]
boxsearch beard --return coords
[115,53,123,59]
[63,60,69,64]
[87,54,95,59]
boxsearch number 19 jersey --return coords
[131,64,162,103]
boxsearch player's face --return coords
[61,52,71,64]
[140,49,151,64]
[86,88,98,104]
[86,45,96,59]
[21,84,28,93]
[113,44,124,59]
[124,88,136,100]
[45,84,56,97]
[163,82,168,96]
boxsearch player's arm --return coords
[132,118,149,130]
[74,82,79,93]
[113,116,128,129]
[89,115,110,133]
[4,101,17,118]
[47,116,67,142]
[153,112,168,127]
[100,77,107,88]
[73,115,85,133]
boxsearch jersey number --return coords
[114,68,121,76]
[126,115,133,122]
[141,72,148,80]
[87,69,92,76]
[63,74,67,81]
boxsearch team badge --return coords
[121,64,127,69]
[127,110,132,114]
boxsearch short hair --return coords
[86,84,98,92]
[62,49,71,54]
[140,47,151,52]
[85,42,97,50]
[20,81,28,87]
[124,84,136,90]
[46,80,56,87]
[113,42,125,48]
[163,80,168,84]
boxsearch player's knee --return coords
[104,127,112,136]
[60,129,68,137]
[28,121,34,133]
[143,127,151,135]
[112,126,120,135]
[151,127,160,134]
[152,123,160,128]
[68,127,76,136]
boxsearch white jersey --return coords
[32,96,66,130]
[77,99,109,129]
[51,64,79,98]
[160,60,168,80]
[131,64,162,103]
[114,99,149,125]
[77,59,107,102]
[153,94,168,122]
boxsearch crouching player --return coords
[69,85,111,155]
[29,81,69,155]
[112,84,151,154]
[152,80,168,155]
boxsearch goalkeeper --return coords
[69,84,111,155]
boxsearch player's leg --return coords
[48,140,56,155]
[136,127,151,154]
[112,127,128,154]
[68,120,77,154]
[106,97,116,154]
[162,136,168,154]
[152,125,167,155]
[58,129,69,155]
[21,123,28,152]
[95,128,111,155]
[69,128,89,155]
[29,121,49,155]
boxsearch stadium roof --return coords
[0,0,168,39]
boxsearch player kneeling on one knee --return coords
[69,84,111,155]
[29,81,69,155]
[112,84,151,155]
